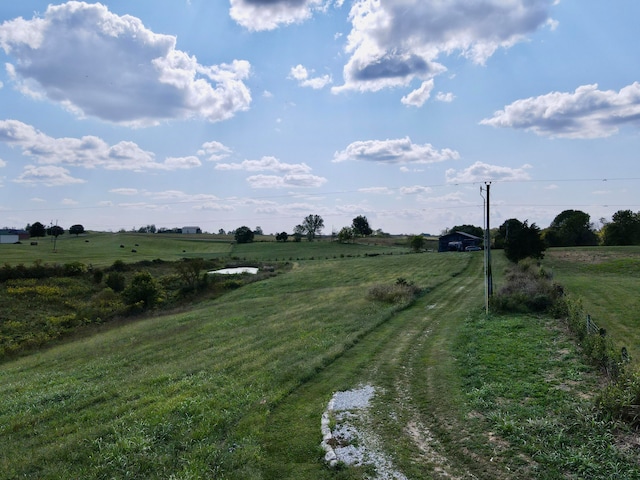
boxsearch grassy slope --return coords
[0,251,455,479]
[2,243,639,479]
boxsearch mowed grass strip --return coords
[0,252,465,479]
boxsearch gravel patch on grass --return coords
[321,385,408,479]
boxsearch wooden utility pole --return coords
[482,182,493,314]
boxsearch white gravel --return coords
[320,384,408,479]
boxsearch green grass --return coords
[230,238,411,261]
[0,232,234,267]
[545,246,640,363]
[2,244,640,479]
[0,251,460,479]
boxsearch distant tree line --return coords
[442,208,640,264]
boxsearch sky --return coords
[0,1,639,236]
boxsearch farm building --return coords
[0,228,29,244]
[438,231,482,252]
[182,226,202,234]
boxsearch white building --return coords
[182,226,201,234]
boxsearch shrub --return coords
[490,260,563,313]
[64,261,86,276]
[105,272,126,292]
[110,260,127,272]
[597,367,640,426]
[122,271,163,310]
[368,278,421,304]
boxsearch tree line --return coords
[447,208,640,264]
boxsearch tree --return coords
[301,214,324,241]
[499,218,546,263]
[544,210,598,247]
[122,271,163,309]
[276,232,289,242]
[601,209,640,246]
[175,258,206,293]
[69,224,85,236]
[218,228,226,235]
[448,224,483,239]
[234,226,254,244]
[409,235,426,252]
[293,225,305,242]
[254,226,264,236]
[47,225,64,237]
[338,226,354,243]
[28,221,46,238]
[352,215,373,237]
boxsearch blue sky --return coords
[0,1,639,235]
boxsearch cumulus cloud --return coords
[215,155,326,189]
[400,185,432,195]
[401,80,434,107]
[333,0,555,94]
[333,137,459,164]
[0,2,251,126]
[480,83,640,138]
[197,141,232,162]
[247,173,327,189]
[230,0,325,31]
[445,161,532,184]
[215,155,312,174]
[289,65,332,89]
[14,165,86,186]
[0,158,6,168]
[436,92,455,102]
[0,119,201,171]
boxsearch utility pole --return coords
[481,182,493,314]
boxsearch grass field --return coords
[1,239,640,478]
[0,232,234,267]
[545,246,640,363]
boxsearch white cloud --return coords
[358,186,393,194]
[230,0,325,31]
[0,158,6,167]
[436,92,455,102]
[246,173,327,188]
[289,64,332,89]
[0,119,201,171]
[110,188,140,196]
[481,83,640,138]
[61,198,78,205]
[333,137,459,164]
[401,80,434,107]
[0,2,251,126]
[400,185,432,195]
[163,156,202,169]
[197,141,232,161]
[333,0,555,95]
[215,156,312,174]
[445,161,532,184]
[14,165,86,187]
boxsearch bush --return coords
[368,278,421,304]
[105,272,126,293]
[64,261,86,276]
[490,260,563,313]
[122,271,163,310]
[597,367,640,426]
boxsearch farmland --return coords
[1,235,640,479]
